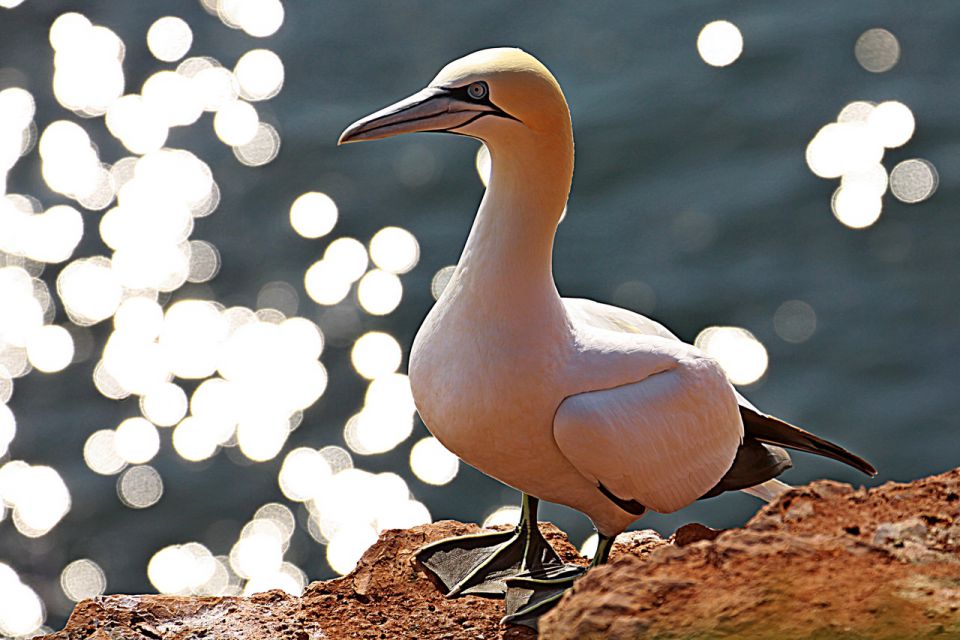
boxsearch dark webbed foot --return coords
[502,564,585,628]
[415,494,565,597]
[502,531,615,629]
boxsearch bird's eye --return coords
[467,82,488,100]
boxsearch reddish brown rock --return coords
[540,467,960,640]
[39,520,581,640]
[40,468,960,640]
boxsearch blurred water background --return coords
[0,0,957,634]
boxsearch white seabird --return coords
[339,48,875,626]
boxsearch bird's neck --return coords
[452,130,574,320]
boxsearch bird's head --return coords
[338,48,570,147]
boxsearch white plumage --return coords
[339,46,872,549]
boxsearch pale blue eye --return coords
[467,82,488,100]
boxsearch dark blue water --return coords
[1,0,958,629]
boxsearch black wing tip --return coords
[740,405,878,478]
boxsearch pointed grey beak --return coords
[338,86,498,145]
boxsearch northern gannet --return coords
[339,48,876,627]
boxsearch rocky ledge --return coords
[41,467,960,639]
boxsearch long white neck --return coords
[449,128,574,323]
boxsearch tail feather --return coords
[742,478,792,502]
[739,405,877,477]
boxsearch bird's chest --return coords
[409,305,568,461]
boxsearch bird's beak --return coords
[338,86,497,145]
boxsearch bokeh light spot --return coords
[25,324,74,373]
[430,265,456,300]
[369,226,419,274]
[326,524,378,576]
[773,300,817,344]
[357,269,402,316]
[147,16,193,63]
[214,100,259,146]
[140,381,188,427]
[60,559,107,602]
[234,49,284,101]
[694,326,768,386]
[409,437,459,486]
[83,429,126,475]
[232,122,280,166]
[475,143,491,186]
[889,158,939,204]
[697,20,743,67]
[114,417,160,464]
[866,101,914,149]
[290,192,337,239]
[324,237,368,283]
[351,332,401,380]
[855,28,900,73]
[117,464,163,509]
[483,506,520,529]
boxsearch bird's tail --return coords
[739,405,877,477]
[742,478,792,502]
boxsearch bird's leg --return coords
[415,493,567,598]
[501,531,615,629]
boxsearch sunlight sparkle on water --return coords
[0,404,14,458]
[866,101,914,149]
[290,191,337,239]
[118,464,164,509]
[357,269,403,316]
[140,381,188,427]
[149,543,220,595]
[344,407,413,455]
[0,460,71,537]
[218,0,285,38]
[483,506,520,529]
[0,0,349,615]
[0,562,44,637]
[409,437,459,485]
[172,416,220,462]
[694,326,768,386]
[855,28,900,73]
[580,533,598,559]
[831,185,882,229]
[351,331,402,380]
[235,49,284,101]
[889,159,939,204]
[83,429,126,475]
[147,17,193,63]
[114,417,160,464]
[369,226,420,275]
[214,100,259,146]
[430,265,456,300]
[773,300,817,344]
[142,71,203,128]
[50,14,124,117]
[279,447,331,501]
[806,87,928,228]
[233,122,281,166]
[324,237,368,282]
[475,144,491,186]
[309,468,429,574]
[697,20,743,67]
[60,559,106,602]
[25,324,74,373]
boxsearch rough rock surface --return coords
[541,467,960,639]
[40,468,960,640]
